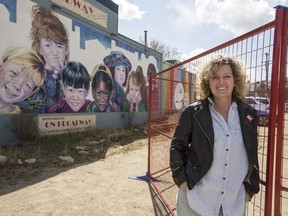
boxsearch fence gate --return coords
[147,5,288,216]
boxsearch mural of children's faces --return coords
[39,38,67,71]
[124,68,147,112]
[127,79,141,104]
[63,85,88,112]
[114,65,126,87]
[0,61,35,103]
[94,81,110,112]
[103,51,132,88]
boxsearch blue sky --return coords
[112,0,287,60]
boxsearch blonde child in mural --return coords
[0,47,45,114]
[123,66,147,112]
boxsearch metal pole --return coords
[265,52,269,97]
[144,30,147,52]
[274,6,288,216]
[264,6,286,216]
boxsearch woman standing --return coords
[170,55,260,216]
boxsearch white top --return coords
[187,98,249,216]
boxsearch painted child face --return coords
[0,61,35,103]
[94,81,109,112]
[39,38,67,71]
[63,85,87,112]
[129,79,141,103]
[114,65,126,86]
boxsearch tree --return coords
[139,36,181,61]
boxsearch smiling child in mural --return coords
[0,47,45,114]
[48,61,91,113]
[103,51,132,112]
[18,5,70,113]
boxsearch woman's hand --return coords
[180,181,188,191]
[245,193,251,202]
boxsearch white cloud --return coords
[168,0,199,25]
[195,0,274,35]
[180,48,206,61]
[113,0,287,58]
[171,0,284,36]
[269,0,287,5]
[112,0,145,21]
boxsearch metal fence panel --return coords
[147,6,288,216]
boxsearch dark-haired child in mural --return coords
[20,5,70,113]
[87,64,118,112]
[103,51,132,111]
[0,47,45,114]
[123,66,147,112]
[48,61,90,113]
[146,63,158,112]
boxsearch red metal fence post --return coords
[264,5,287,216]
[147,74,153,177]
[274,6,288,216]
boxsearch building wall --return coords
[0,0,162,145]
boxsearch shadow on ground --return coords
[147,182,173,216]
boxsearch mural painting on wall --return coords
[171,68,193,112]
[174,83,190,111]
[146,63,158,112]
[0,0,159,114]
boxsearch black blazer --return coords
[170,98,260,198]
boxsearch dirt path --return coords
[0,145,169,216]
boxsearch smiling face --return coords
[0,61,35,104]
[63,85,87,112]
[114,65,126,87]
[209,64,235,101]
[39,38,67,71]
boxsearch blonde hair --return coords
[1,47,45,93]
[196,55,247,101]
[30,5,69,63]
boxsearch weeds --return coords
[0,124,148,185]
[7,114,40,144]
[1,124,148,165]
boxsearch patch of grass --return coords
[0,124,148,186]
[1,123,148,166]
